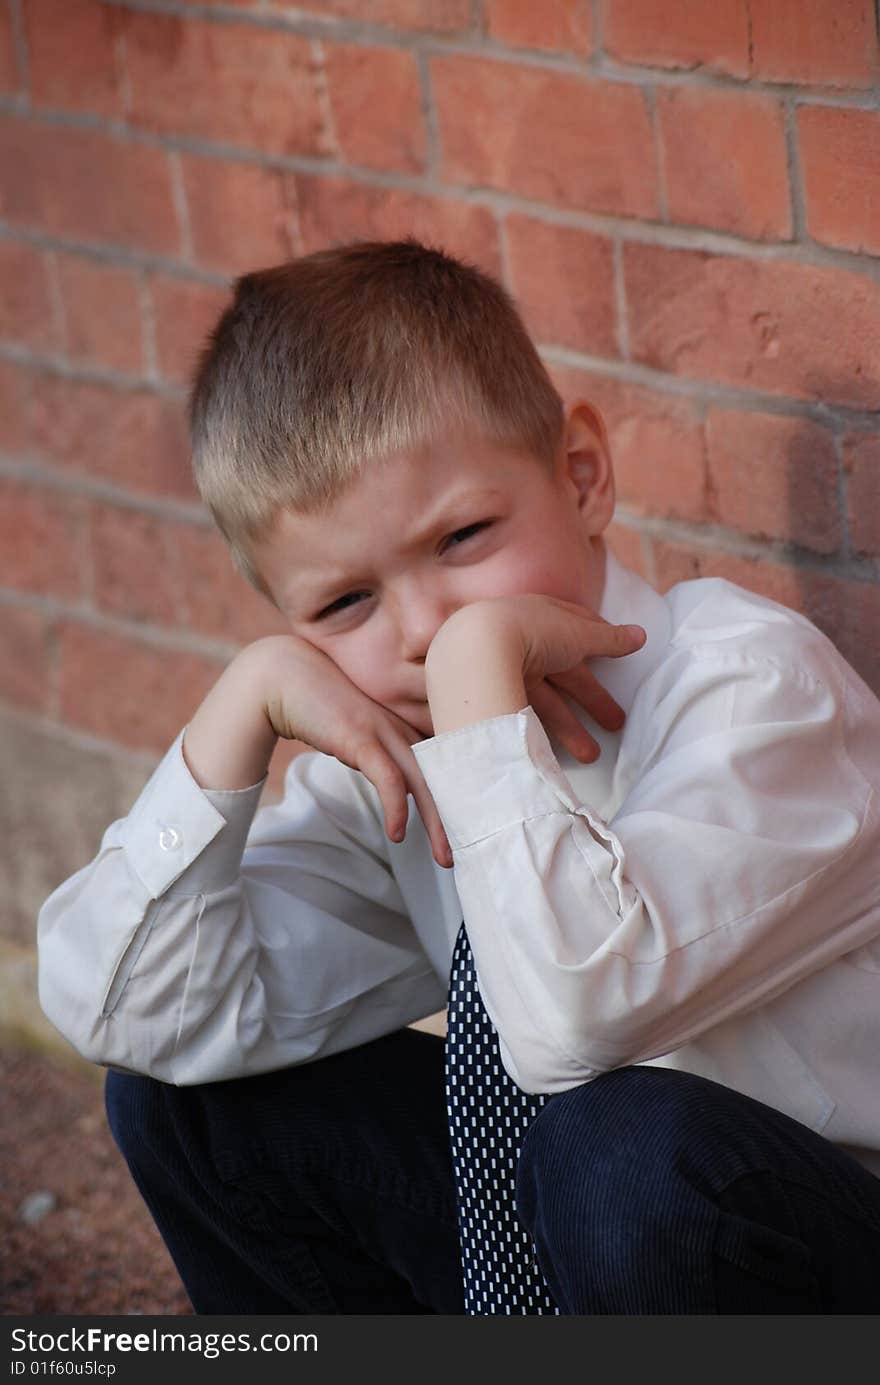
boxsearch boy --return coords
[38,239,880,1314]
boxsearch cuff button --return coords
[158,823,182,852]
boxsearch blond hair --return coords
[188,237,565,600]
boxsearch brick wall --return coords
[1,1,879,968]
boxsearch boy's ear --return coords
[558,399,615,534]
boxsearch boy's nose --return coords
[395,587,457,663]
[400,611,450,663]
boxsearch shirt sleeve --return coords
[412,645,878,1093]
[37,729,446,1085]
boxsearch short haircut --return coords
[188,237,565,601]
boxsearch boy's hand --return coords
[424,596,646,762]
[252,635,454,868]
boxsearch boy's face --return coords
[252,401,615,738]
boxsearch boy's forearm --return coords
[426,615,527,734]
[182,645,279,790]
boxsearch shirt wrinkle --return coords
[683,643,828,686]
[449,807,576,851]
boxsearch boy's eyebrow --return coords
[293,485,505,608]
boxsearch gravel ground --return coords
[1,1041,191,1316]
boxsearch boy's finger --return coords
[377,730,452,866]
[559,602,646,654]
[551,613,645,661]
[354,743,409,841]
[611,623,647,653]
[548,666,626,731]
[531,683,600,762]
[419,794,452,869]
[567,620,645,661]
[405,768,452,867]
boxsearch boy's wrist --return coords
[183,643,279,791]
[425,609,527,735]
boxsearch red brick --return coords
[0,241,58,352]
[0,117,180,256]
[87,503,179,627]
[24,0,124,117]
[505,216,617,357]
[706,408,840,553]
[120,12,327,157]
[0,360,32,455]
[602,384,707,525]
[179,156,297,276]
[290,0,471,30]
[58,620,224,752]
[659,88,791,240]
[798,107,880,257]
[169,522,290,644]
[291,173,503,281]
[0,3,19,91]
[324,43,426,174]
[654,541,805,605]
[652,541,880,697]
[55,254,144,374]
[548,363,708,523]
[0,118,42,225]
[842,433,880,556]
[432,56,658,217]
[29,376,197,502]
[624,245,880,410]
[602,0,750,77]
[149,276,232,388]
[749,0,878,89]
[0,605,52,713]
[0,478,85,598]
[485,0,592,54]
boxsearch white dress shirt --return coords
[37,550,880,1178]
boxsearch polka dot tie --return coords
[445,919,561,1315]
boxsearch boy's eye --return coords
[315,591,369,621]
[313,523,491,621]
[443,521,490,550]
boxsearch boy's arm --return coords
[37,652,446,1085]
[414,607,880,1093]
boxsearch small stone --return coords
[18,1191,57,1225]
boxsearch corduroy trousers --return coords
[105,1027,880,1314]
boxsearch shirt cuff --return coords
[121,727,268,898]
[411,706,582,849]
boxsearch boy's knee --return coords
[517,1065,721,1202]
[514,1067,715,1291]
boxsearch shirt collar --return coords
[593,544,672,715]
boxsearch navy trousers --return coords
[105,1028,880,1314]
